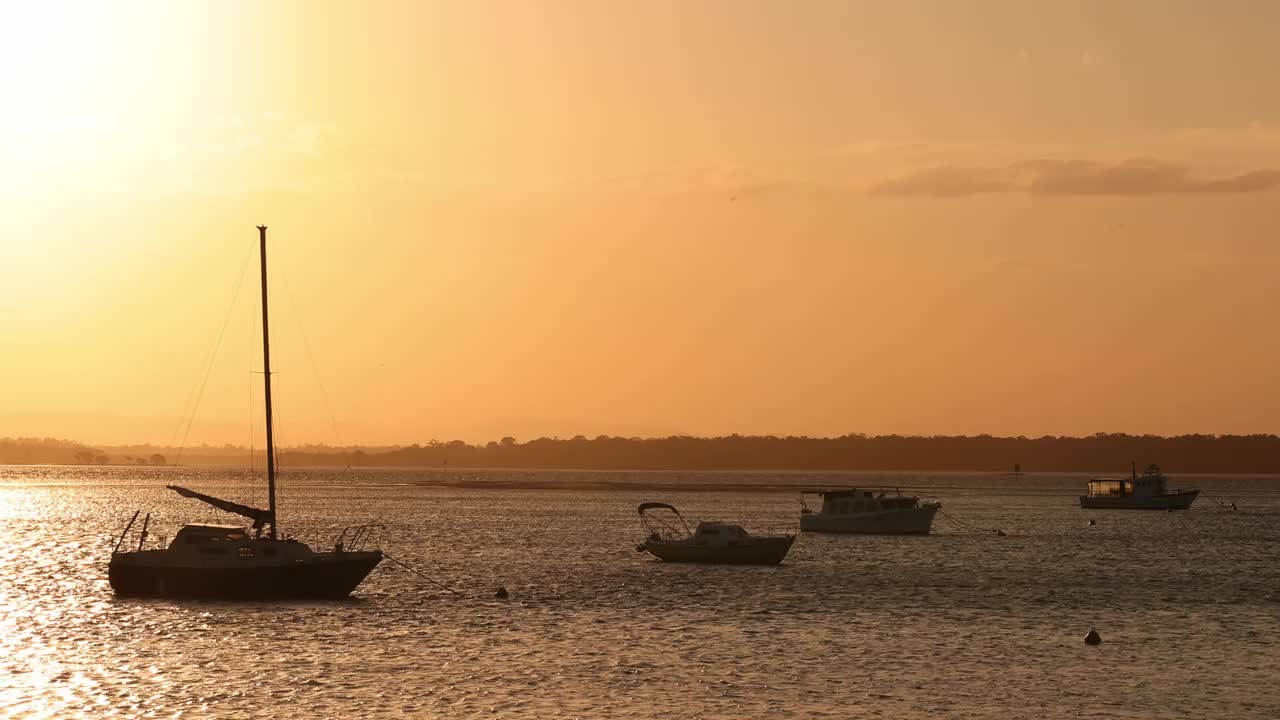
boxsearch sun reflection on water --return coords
[0,466,1277,718]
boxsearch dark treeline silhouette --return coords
[0,437,106,465]
[277,433,1280,473]
[2,438,170,466]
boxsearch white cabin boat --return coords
[799,489,939,534]
[1079,463,1198,510]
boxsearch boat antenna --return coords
[258,225,278,540]
[1131,460,1136,482]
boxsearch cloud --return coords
[865,164,1019,197]
[868,158,1280,197]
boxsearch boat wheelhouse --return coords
[799,488,939,534]
[1079,463,1198,510]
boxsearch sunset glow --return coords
[2,1,1279,446]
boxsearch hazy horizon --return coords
[3,1,1279,447]
[4,413,1280,451]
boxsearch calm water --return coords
[1,466,1277,719]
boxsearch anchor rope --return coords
[937,508,1005,535]
[1200,492,1239,510]
[382,552,468,598]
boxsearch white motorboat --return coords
[799,488,940,534]
[1079,462,1199,510]
[636,503,794,565]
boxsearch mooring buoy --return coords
[1087,519,1096,526]
[494,586,509,599]
[1084,628,1102,645]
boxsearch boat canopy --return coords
[638,501,692,539]
[168,485,274,530]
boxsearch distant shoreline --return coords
[4,463,1277,496]
[6,432,1280,474]
[4,462,1279,480]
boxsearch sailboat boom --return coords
[166,485,274,529]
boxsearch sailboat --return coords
[108,226,383,599]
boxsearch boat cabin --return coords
[805,489,919,515]
[1086,465,1169,498]
[693,522,749,539]
[167,524,261,557]
[685,522,762,546]
[173,524,250,546]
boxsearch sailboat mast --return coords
[257,225,278,540]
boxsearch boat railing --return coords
[647,527,687,542]
[112,510,157,554]
[760,524,800,538]
[332,523,384,553]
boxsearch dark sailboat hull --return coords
[108,552,383,599]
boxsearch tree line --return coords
[0,438,166,466]
[277,433,1280,473]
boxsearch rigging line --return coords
[278,250,347,456]
[248,369,258,510]
[172,241,256,467]
[270,372,284,537]
[937,508,1005,536]
[249,273,263,508]
[272,371,285,474]
[1200,492,1238,510]
[382,552,467,598]
[165,239,255,454]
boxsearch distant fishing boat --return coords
[108,226,383,599]
[1079,462,1199,510]
[635,503,794,565]
[799,488,940,534]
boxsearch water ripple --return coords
[0,467,1276,718]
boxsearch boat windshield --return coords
[695,523,748,537]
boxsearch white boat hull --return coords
[800,505,939,534]
[1079,489,1198,510]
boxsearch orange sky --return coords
[2,1,1278,445]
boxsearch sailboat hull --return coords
[109,550,382,599]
